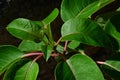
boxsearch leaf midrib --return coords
[9,27,41,39]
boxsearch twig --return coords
[33,55,42,62]
[63,41,68,54]
[51,53,59,57]
[96,61,105,65]
[22,52,43,58]
[55,37,62,46]
[22,52,59,58]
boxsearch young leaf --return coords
[7,18,43,42]
[41,45,53,61]
[61,0,114,22]
[42,9,59,45]
[68,40,80,49]
[0,45,24,75]
[61,18,112,48]
[42,8,59,25]
[18,40,44,52]
[42,8,59,45]
[55,54,104,80]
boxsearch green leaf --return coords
[55,62,75,80]
[42,8,59,45]
[18,40,44,52]
[61,0,95,21]
[101,52,120,80]
[116,7,120,12]
[33,21,43,27]
[104,13,120,49]
[68,40,81,49]
[56,44,64,54]
[3,59,30,80]
[41,45,53,61]
[61,0,114,22]
[7,61,39,80]
[0,45,24,75]
[15,61,39,80]
[55,54,104,80]
[61,18,112,48]
[43,8,59,25]
[7,18,43,42]
[77,0,115,18]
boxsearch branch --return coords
[55,37,62,46]
[22,52,59,58]
[63,41,68,54]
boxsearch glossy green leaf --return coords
[7,18,43,42]
[18,40,44,52]
[61,18,112,48]
[0,45,24,75]
[41,45,53,61]
[104,13,120,49]
[3,59,30,80]
[61,0,114,22]
[55,54,104,80]
[61,0,95,21]
[77,0,114,18]
[68,40,81,49]
[13,61,39,80]
[56,44,64,54]
[42,8,59,45]
[44,24,54,45]
[43,8,59,25]
[14,61,39,80]
[101,52,120,80]
[33,21,43,27]
[55,62,75,80]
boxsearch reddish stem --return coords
[23,52,43,58]
[33,55,42,62]
[96,61,105,65]
[55,37,62,46]
[51,53,59,57]
[22,52,59,58]
[64,41,68,53]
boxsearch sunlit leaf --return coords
[41,45,53,61]
[61,0,114,21]
[42,8,59,44]
[68,40,80,49]
[0,45,24,75]
[7,18,43,42]
[18,40,44,52]
[43,8,59,25]
[14,61,39,80]
[61,18,112,48]
[77,0,114,18]
[55,54,104,80]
